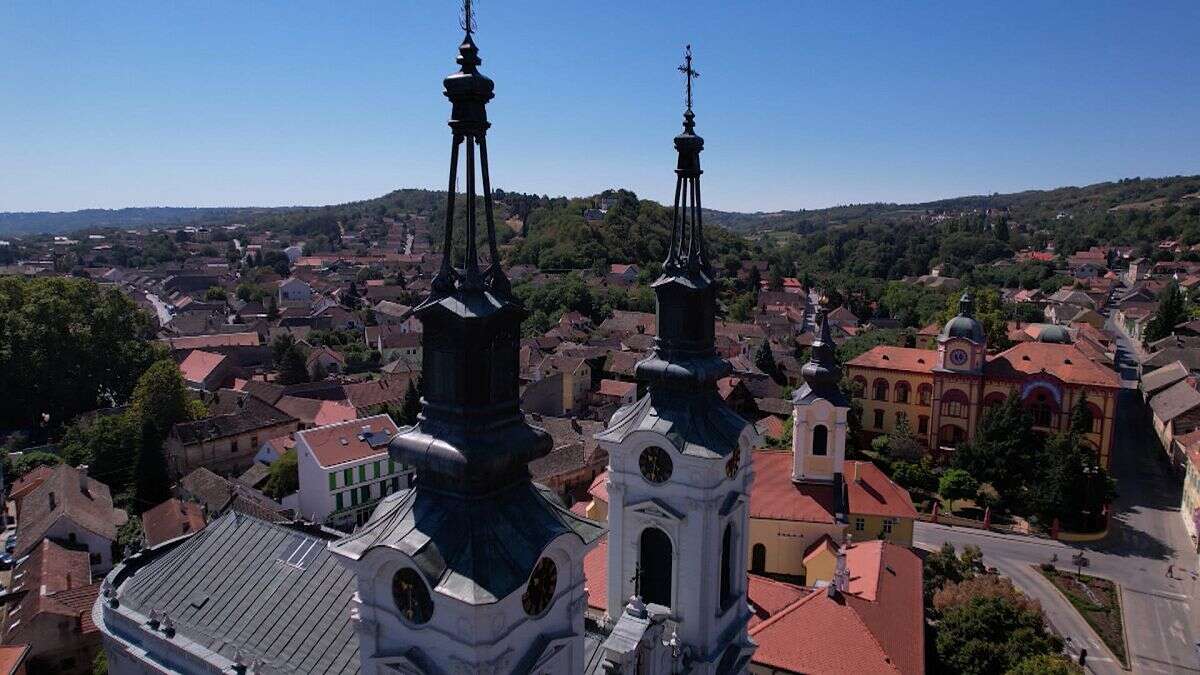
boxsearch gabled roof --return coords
[1149,378,1200,424]
[749,451,837,524]
[847,346,935,374]
[163,332,261,350]
[14,464,127,557]
[296,414,397,468]
[171,394,296,446]
[1142,360,1189,397]
[178,349,226,384]
[142,498,207,547]
[985,342,1121,388]
[845,461,918,519]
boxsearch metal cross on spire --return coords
[460,0,477,35]
[677,44,699,112]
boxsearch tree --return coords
[310,360,328,382]
[1144,282,1186,343]
[953,396,1038,502]
[60,412,141,498]
[117,515,144,557]
[129,360,201,508]
[264,450,299,500]
[891,458,938,494]
[935,595,1063,675]
[204,286,227,301]
[266,296,279,320]
[1030,433,1116,530]
[879,415,924,461]
[273,335,310,386]
[400,379,422,425]
[940,468,980,512]
[1007,654,1083,674]
[11,451,62,477]
[923,542,984,604]
[753,340,783,384]
[1069,397,1094,436]
[0,276,158,431]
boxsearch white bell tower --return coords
[792,302,849,485]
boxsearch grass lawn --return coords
[1036,565,1128,668]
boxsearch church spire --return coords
[664,45,709,276]
[393,5,546,495]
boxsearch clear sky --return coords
[2,1,1198,213]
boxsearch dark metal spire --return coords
[430,0,510,298]
[663,44,710,276]
[392,7,541,495]
[801,297,841,389]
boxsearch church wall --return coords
[747,516,843,579]
[849,514,914,547]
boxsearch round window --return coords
[522,557,558,616]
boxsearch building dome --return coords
[940,292,985,343]
[1037,324,1072,344]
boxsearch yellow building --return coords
[846,292,1121,468]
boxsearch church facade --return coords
[846,293,1121,468]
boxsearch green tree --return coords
[940,468,980,512]
[1006,654,1083,674]
[93,650,109,675]
[129,360,200,507]
[753,340,783,384]
[1030,433,1116,530]
[60,412,141,498]
[923,542,984,604]
[1144,282,1186,343]
[935,595,1063,675]
[273,334,310,385]
[0,276,158,431]
[204,286,227,301]
[117,514,144,556]
[953,397,1038,502]
[11,451,63,477]
[400,379,422,425]
[264,450,299,500]
[1069,397,1094,436]
[892,457,938,494]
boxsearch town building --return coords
[3,539,101,673]
[294,414,412,529]
[165,391,298,478]
[847,292,1122,467]
[12,464,127,574]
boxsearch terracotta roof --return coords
[597,379,636,398]
[748,541,924,675]
[0,645,28,675]
[749,451,837,524]
[171,394,296,446]
[985,342,1121,388]
[747,574,809,629]
[178,349,226,384]
[274,395,358,427]
[755,415,786,440]
[584,534,609,610]
[142,498,207,547]
[847,346,935,373]
[296,414,397,468]
[845,461,918,519]
[587,471,609,503]
[8,464,54,503]
[3,539,100,645]
[13,464,127,558]
[163,332,260,350]
[344,376,410,410]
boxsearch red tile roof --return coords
[141,498,206,547]
[847,346,935,373]
[845,461,919,520]
[749,452,837,524]
[296,414,397,468]
[588,471,609,503]
[749,541,924,675]
[985,341,1121,388]
[178,349,226,384]
[0,645,28,675]
[584,535,609,611]
[164,332,260,350]
[747,574,810,629]
[597,379,636,398]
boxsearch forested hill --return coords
[0,206,288,235]
[703,175,1200,234]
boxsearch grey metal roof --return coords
[113,512,359,674]
[594,389,750,459]
[330,481,604,606]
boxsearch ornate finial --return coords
[460,0,477,35]
[677,44,699,113]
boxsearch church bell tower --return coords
[595,45,760,675]
[331,6,603,673]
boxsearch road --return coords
[917,387,1200,673]
[145,292,173,326]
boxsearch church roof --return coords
[594,388,751,459]
[329,481,604,606]
[103,512,360,674]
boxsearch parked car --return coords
[0,553,13,570]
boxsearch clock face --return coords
[521,557,558,616]
[392,567,433,624]
[639,446,674,484]
[725,447,741,479]
[949,348,968,366]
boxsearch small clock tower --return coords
[937,291,987,373]
[596,46,759,675]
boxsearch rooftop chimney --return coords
[48,491,56,510]
[78,464,89,494]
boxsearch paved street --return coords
[916,386,1199,673]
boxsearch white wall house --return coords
[277,277,314,307]
[295,415,413,530]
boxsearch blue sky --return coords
[2,1,1198,213]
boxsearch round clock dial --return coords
[639,446,673,484]
[392,567,433,624]
[725,447,741,479]
[950,348,968,366]
[521,557,558,616]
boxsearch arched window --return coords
[720,524,734,610]
[941,389,969,418]
[812,425,828,456]
[751,543,766,574]
[1087,402,1104,434]
[939,424,967,448]
[639,528,673,608]
[918,383,933,406]
[852,376,868,398]
[983,392,1007,409]
[873,379,890,402]
[895,381,911,403]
